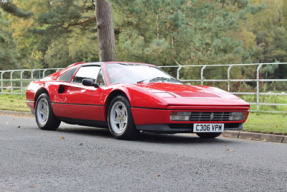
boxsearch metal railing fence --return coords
[0,68,62,95]
[158,62,287,113]
[1,63,286,113]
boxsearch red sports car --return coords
[26,62,249,139]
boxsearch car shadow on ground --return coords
[138,133,237,144]
[57,125,238,145]
[57,126,111,137]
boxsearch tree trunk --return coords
[94,0,116,62]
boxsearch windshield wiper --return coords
[137,77,172,83]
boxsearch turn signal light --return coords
[229,112,248,121]
[170,112,191,121]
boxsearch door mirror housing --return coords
[82,79,99,88]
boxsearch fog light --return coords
[229,112,248,121]
[170,112,191,121]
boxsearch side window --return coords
[57,67,78,82]
[96,70,105,86]
[72,66,101,84]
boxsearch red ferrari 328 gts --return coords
[26,62,250,139]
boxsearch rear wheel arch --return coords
[34,88,49,107]
[35,93,61,130]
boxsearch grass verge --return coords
[0,94,286,134]
[0,95,30,112]
[244,113,287,135]
[240,95,287,112]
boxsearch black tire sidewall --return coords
[35,93,60,130]
[107,95,137,139]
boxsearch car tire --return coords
[196,133,222,139]
[107,95,138,139]
[35,93,61,130]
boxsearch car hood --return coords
[134,83,249,107]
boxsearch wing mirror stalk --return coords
[82,79,99,88]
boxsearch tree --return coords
[29,0,116,65]
[19,0,98,68]
[110,0,264,66]
[0,10,19,70]
[94,0,116,61]
[0,0,32,69]
[0,0,32,18]
[2,0,285,73]
[243,0,287,79]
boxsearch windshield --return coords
[106,63,181,85]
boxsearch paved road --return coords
[0,114,286,192]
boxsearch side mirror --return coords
[82,79,99,88]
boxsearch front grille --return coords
[189,112,230,121]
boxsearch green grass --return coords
[239,95,287,112]
[0,94,286,134]
[244,113,287,135]
[0,95,30,112]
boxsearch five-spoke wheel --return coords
[36,97,49,126]
[107,95,138,139]
[110,101,128,134]
[35,93,61,130]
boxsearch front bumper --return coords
[136,123,243,133]
[132,106,248,133]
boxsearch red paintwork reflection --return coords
[26,62,250,126]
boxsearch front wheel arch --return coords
[105,90,130,118]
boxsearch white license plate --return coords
[193,124,224,133]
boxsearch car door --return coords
[53,65,106,121]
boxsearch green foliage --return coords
[29,0,97,68]
[111,0,266,66]
[247,0,287,62]
[0,0,286,73]
[0,0,33,69]
[0,10,20,70]
[0,0,32,18]
[44,29,99,68]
